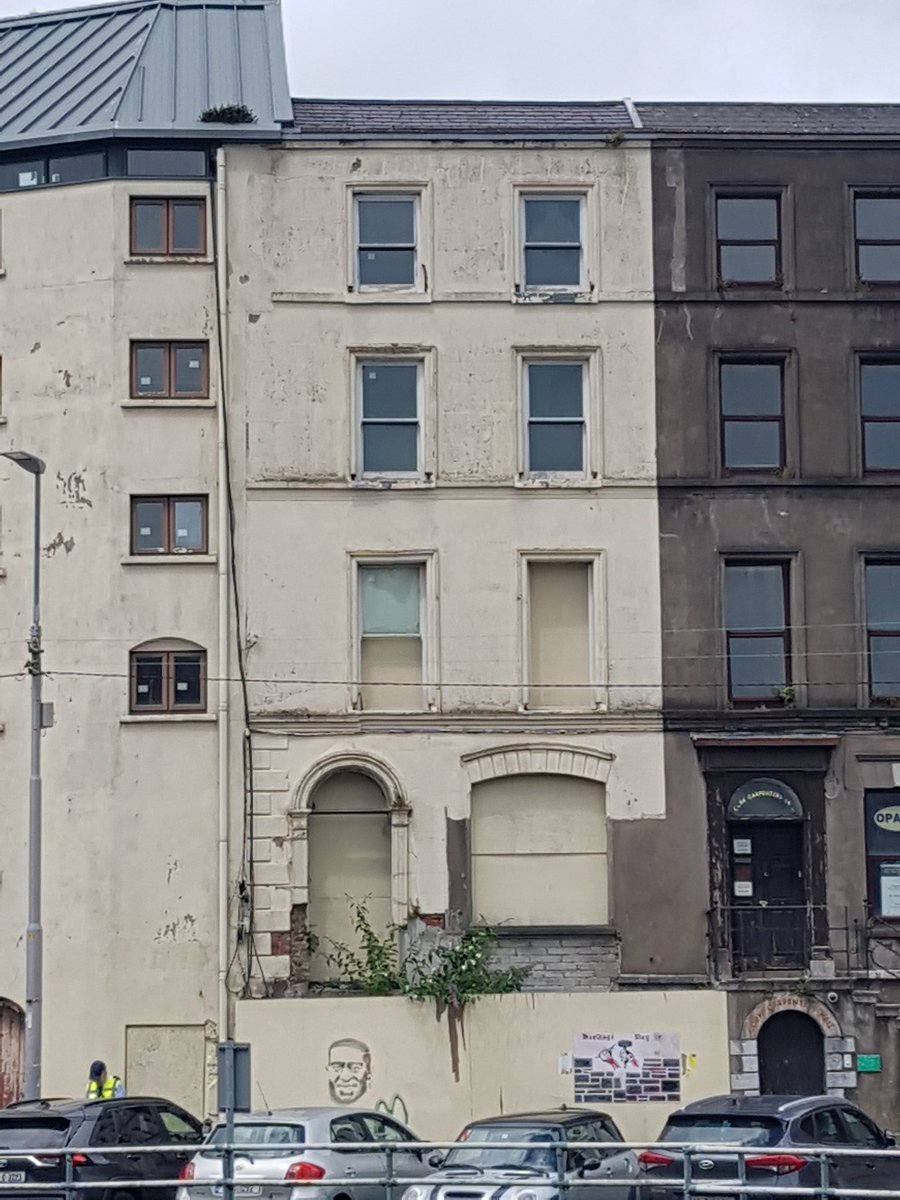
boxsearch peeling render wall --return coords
[236,991,730,1142]
[0,177,221,1098]
[224,141,666,987]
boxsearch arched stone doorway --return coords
[0,999,24,1107]
[731,994,855,1098]
[758,1010,825,1095]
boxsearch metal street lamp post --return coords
[2,450,46,1100]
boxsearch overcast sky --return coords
[2,0,899,103]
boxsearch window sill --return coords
[350,477,435,489]
[488,924,618,939]
[348,289,430,304]
[121,554,216,565]
[121,398,216,409]
[513,289,593,304]
[121,712,216,725]
[125,256,213,266]
[516,475,599,488]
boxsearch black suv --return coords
[0,1097,204,1200]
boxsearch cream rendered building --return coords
[225,103,667,996]
[0,0,292,1112]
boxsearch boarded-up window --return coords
[528,561,591,707]
[307,772,392,981]
[471,775,607,925]
[359,564,423,709]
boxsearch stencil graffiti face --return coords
[327,1038,371,1103]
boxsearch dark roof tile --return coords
[636,102,900,135]
[289,99,634,139]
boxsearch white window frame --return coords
[349,347,435,483]
[356,356,424,480]
[521,356,589,479]
[352,190,423,293]
[519,552,606,711]
[518,190,587,294]
[350,552,438,712]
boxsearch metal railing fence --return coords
[3,1140,900,1200]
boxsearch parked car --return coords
[176,1107,429,1200]
[0,1096,204,1200]
[639,1094,899,1199]
[402,1108,638,1200]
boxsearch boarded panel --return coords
[472,776,607,924]
[125,1024,206,1117]
[361,636,422,710]
[308,773,392,981]
[528,562,591,708]
[0,1001,23,1108]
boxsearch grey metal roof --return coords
[288,98,636,140]
[636,102,900,137]
[0,0,292,150]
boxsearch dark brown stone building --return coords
[629,103,900,1123]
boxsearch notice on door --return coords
[880,863,900,918]
[573,1032,680,1103]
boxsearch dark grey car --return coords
[639,1094,899,1199]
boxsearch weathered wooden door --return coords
[731,823,807,970]
[758,1011,824,1094]
[0,1000,24,1107]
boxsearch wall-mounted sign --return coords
[573,1033,680,1103]
[728,778,803,822]
[733,838,752,856]
[734,881,754,897]
[873,806,900,832]
[857,1054,882,1074]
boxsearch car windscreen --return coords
[204,1124,305,1158]
[0,1118,73,1150]
[660,1116,784,1148]
[444,1126,559,1170]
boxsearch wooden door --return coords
[731,823,807,970]
[0,1000,24,1107]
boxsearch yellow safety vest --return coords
[86,1075,120,1100]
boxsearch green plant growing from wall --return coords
[317,899,527,1004]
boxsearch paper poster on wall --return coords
[880,863,900,918]
[573,1032,681,1103]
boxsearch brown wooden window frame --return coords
[715,193,783,288]
[864,558,900,705]
[129,649,207,713]
[724,558,792,706]
[854,192,900,285]
[130,340,209,399]
[860,357,900,474]
[130,197,207,256]
[130,495,209,555]
[719,356,786,473]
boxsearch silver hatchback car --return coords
[176,1107,431,1200]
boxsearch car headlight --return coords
[402,1187,431,1200]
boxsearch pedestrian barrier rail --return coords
[4,1141,900,1199]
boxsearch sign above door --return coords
[728,777,804,821]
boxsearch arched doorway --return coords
[0,999,24,1107]
[307,771,392,982]
[758,1011,824,1095]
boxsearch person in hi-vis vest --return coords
[86,1060,126,1099]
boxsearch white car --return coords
[177,1107,430,1200]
